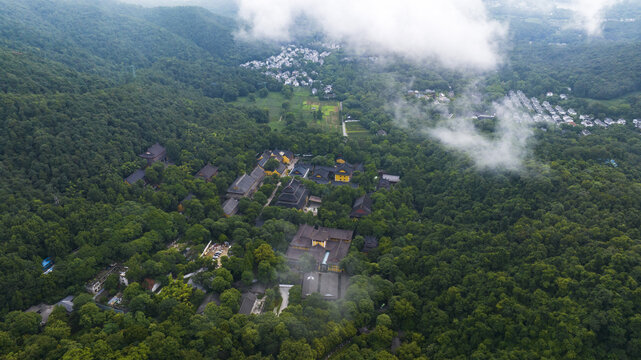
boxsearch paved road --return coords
[340,101,347,136]
[275,284,293,315]
[285,158,298,173]
[264,182,281,208]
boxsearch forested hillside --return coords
[0,0,278,97]
[500,42,641,100]
[3,1,641,359]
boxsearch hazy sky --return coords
[232,0,623,70]
[503,0,623,36]
[563,0,623,36]
[116,0,238,14]
[236,0,506,71]
[117,0,624,49]
[118,0,208,6]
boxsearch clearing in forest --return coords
[345,121,369,138]
[235,88,341,134]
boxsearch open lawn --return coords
[575,91,641,108]
[320,104,341,134]
[234,88,341,134]
[302,100,320,111]
[345,121,369,138]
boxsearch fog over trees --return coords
[1,0,641,359]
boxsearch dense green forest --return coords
[484,2,641,103]
[4,0,641,359]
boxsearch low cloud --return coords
[115,0,239,14]
[117,0,625,46]
[118,0,212,6]
[392,88,535,171]
[561,0,623,36]
[236,0,507,71]
[428,99,533,171]
[502,0,624,36]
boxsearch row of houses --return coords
[511,90,637,134]
[226,166,266,199]
[406,89,453,105]
[124,146,295,217]
[240,45,330,88]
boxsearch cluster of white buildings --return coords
[511,90,573,124]
[578,115,626,128]
[506,90,634,136]
[319,42,341,50]
[605,17,637,23]
[406,89,452,104]
[403,88,635,137]
[264,69,313,87]
[240,45,331,87]
[546,91,569,100]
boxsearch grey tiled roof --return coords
[222,198,239,216]
[275,178,309,209]
[350,194,372,218]
[196,164,218,180]
[139,143,166,159]
[286,224,353,266]
[125,169,146,184]
[227,174,256,195]
[239,293,257,315]
[227,167,265,197]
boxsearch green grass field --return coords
[345,121,369,138]
[320,105,341,133]
[234,88,341,134]
[574,91,641,108]
[302,100,320,111]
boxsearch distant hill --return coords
[117,0,239,17]
[143,6,236,60]
[0,0,208,75]
[0,0,279,97]
[0,0,277,313]
[0,0,281,201]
